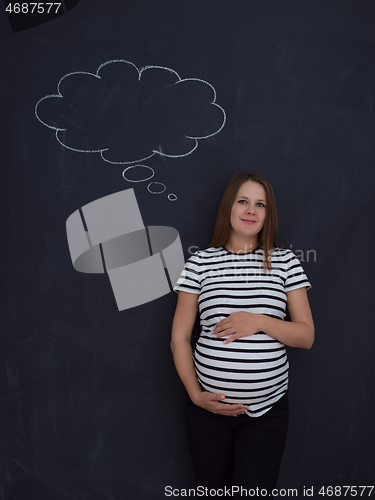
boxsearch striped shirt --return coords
[174,246,311,417]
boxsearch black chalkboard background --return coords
[1,0,375,498]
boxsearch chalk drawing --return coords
[35,60,227,165]
[147,182,166,194]
[122,165,155,183]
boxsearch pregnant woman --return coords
[171,171,314,494]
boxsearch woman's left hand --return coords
[212,311,263,344]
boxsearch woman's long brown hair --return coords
[209,172,278,270]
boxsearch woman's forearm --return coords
[171,336,248,416]
[259,287,314,349]
[170,337,202,403]
[213,287,314,349]
[259,315,314,349]
[170,291,202,402]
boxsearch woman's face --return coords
[229,181,267,243]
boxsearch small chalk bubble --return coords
[122,165,154,182]
[168,193,177,201]
[147,182,166,194]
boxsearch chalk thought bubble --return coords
[35,60,226,164]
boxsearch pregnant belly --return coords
[193,333,289,404]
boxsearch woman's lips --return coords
[241,219,256,224]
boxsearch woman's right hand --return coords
[192,391,248,416]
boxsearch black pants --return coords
[185,393,289,496]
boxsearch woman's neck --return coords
[225,235,259,254]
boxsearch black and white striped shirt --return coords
[174,246,311,417]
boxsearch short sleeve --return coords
[173,253,201,294]
[284,251,311,291]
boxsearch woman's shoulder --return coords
[187,246,227,263]
[270,247,299,262]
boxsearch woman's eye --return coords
[237,200,265,207]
